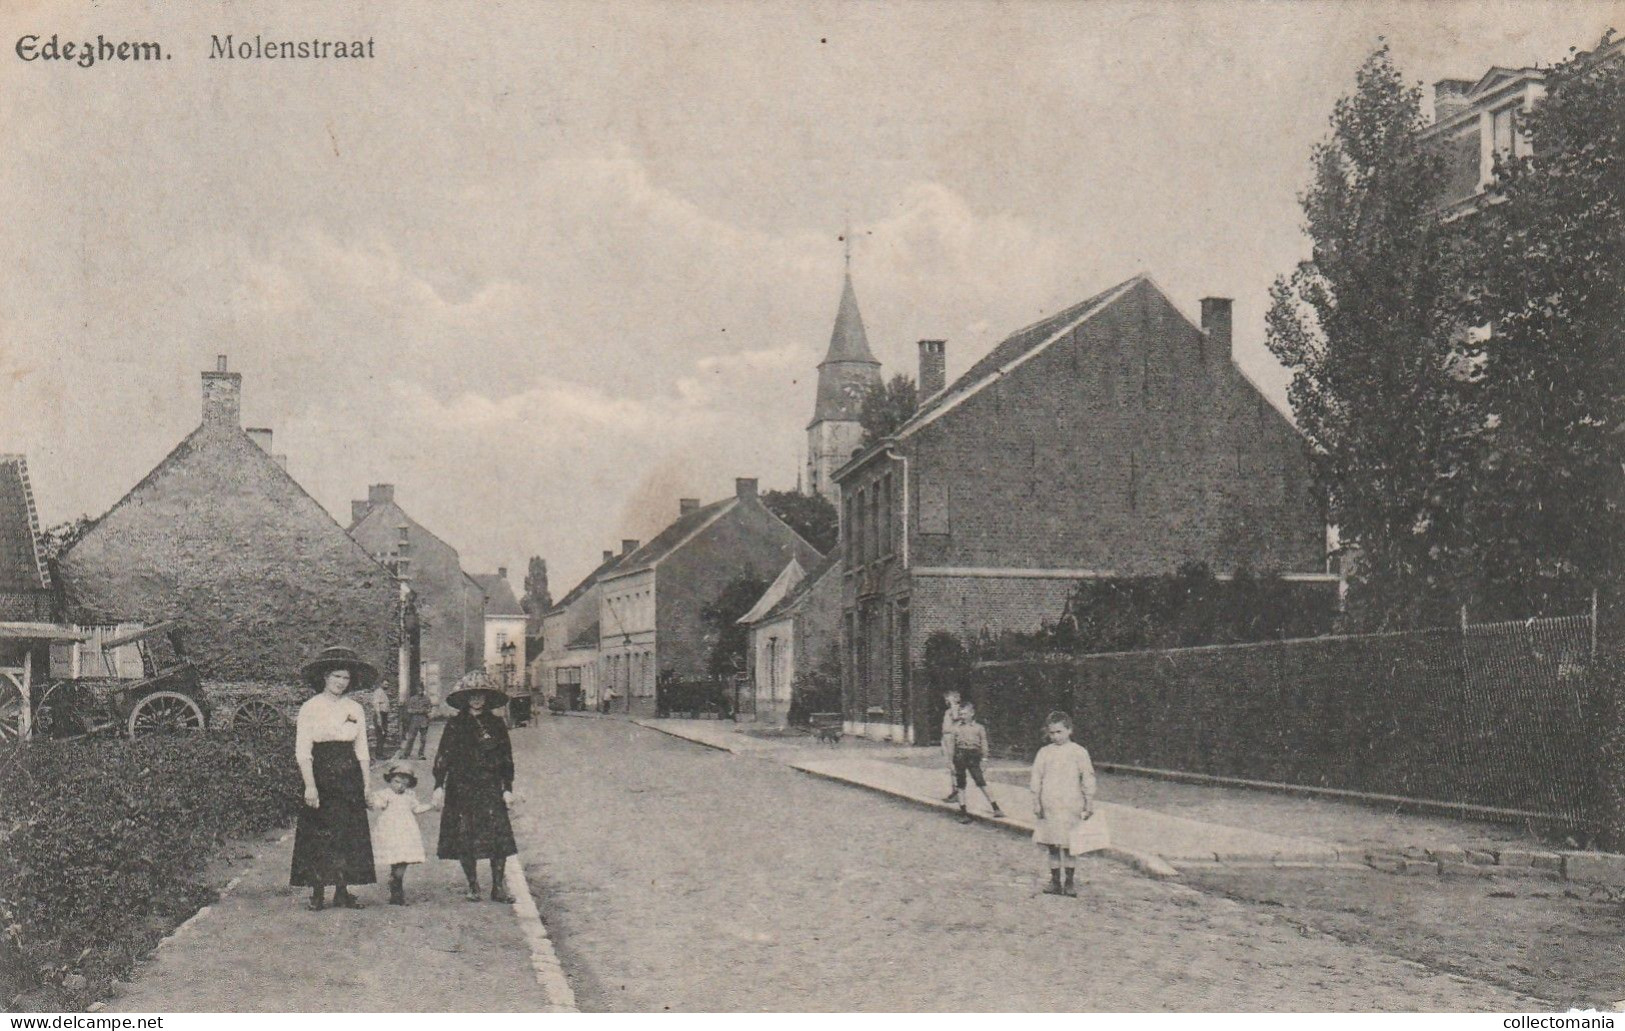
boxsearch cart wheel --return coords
[0,678,22,744]
[127,691,206,737]
[230,699,287,736]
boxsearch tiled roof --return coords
[758,546,842,623]
[604,497,737,577]
[737,558,805,625]
[566,619,601,650]
[472,573,525,617]
[549,551,625,614]
[811,272,882,425]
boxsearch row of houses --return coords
[3,358,530,734]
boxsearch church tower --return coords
[806,268,882,502]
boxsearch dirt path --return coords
[511,718,1543,1011]
[109,742,550,1012]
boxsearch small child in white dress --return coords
[371,759,436,905]
[1030,710,1105,897]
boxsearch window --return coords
[853,487,866,565]
[880,474,892,557]
[868,488,880,564]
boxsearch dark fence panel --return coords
[970,618,1596,826]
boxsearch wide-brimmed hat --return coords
[300,646,378,693]
[380,759,418,788]
[445,669,510,711]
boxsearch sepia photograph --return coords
[1,0,1623,1016]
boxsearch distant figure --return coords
[370,759,435,905]
[370,680,392,745]
[951,701,1004,822]
[395,689,433,760]
[1030,711,1106,897]
[433,683,518,903]
[291,647,378,911]
[940,689,964,803]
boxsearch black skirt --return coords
[290,741,377,886]
[437,766,517,861]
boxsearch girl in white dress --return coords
[371,759,436,905]
[1030,711,1104,897]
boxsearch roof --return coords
[758,547,842,623]
[602,497,737,578]
[566,620,601,650]
[811,272,881,425]
[736,558,805,625]
[549,551,625,614]
[0,455,48,594]
[471,573,525,617]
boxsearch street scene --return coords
[2,0,1624,1016]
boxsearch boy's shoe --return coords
[956,808,974,824]
[990,805,1006,818]
[1042,883,1067,896]
[942,793,959,803]
[1063,884,1078,898]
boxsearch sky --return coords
[1,0,1619,593]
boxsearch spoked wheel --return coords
[230,699,287,735]
[0,678,23,745]
[127,690,206,737]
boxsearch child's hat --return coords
[381,759,419,787]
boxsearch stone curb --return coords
[505,853,579,1012]
[787,761,1182,880]
[1354,845,1625,886]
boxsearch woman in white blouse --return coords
[290,647,379,910]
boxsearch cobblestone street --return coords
[509,718,1540,1011]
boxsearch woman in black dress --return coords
[432,683,518,902]
[290,646,378,910]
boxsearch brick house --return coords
[533,546,627,711]
[740,548,842,724]
[349,483,485,700]
[833,275,1332,742]
[57,358,401,694]
[597,480,822,716]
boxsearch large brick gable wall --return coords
[654,500,823,679]
[907,279,1324,575]
[60,424,399,683]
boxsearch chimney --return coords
[735,477,758,499]
[351,500,370,524]
[201,355,242,427]
[679,498,700,516]
[1200,298,1233,359]
[498,566,507,579]
[621,538,640,556]
[602,550,615,564]
[368,484,395,506]
[246,427,273,453]
[1433,78,1475,122]
[918,339,946,398]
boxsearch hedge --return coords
[0,730,301,1010]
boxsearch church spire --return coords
[819,270,878,368]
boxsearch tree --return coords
[761,489,838,554]
[521,557,552,615]
[860,374,919,446]
[700,571,768,676]
[39,515,92,562]
[1458,34,1625,617]
[1265,45,1478,629]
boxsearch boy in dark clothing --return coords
[395,691,433,760]
[952,701,1005,822]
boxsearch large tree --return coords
[700,572,768,676]
[860,374,919,446]
[521,556,552,615]
[1460,34,1625,617]
[1266,45,1478,629]
[761,489,837,554]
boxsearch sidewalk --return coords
[106,750,574,1013]
[632,718,1340,876]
